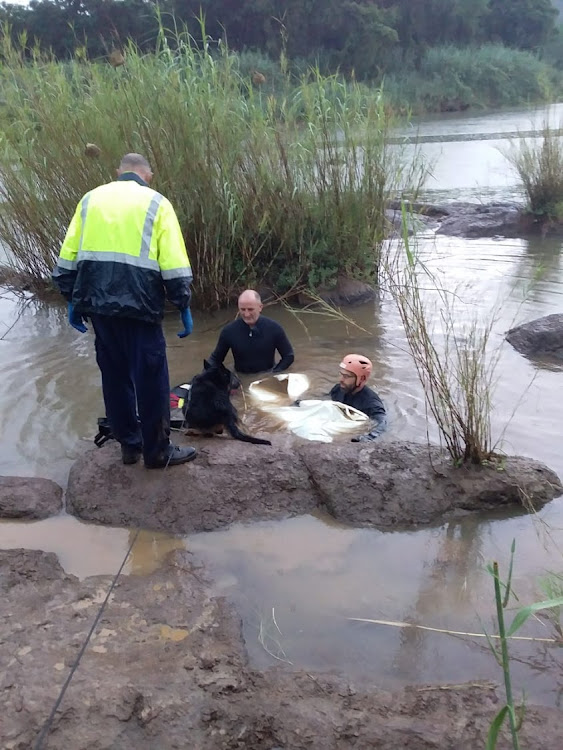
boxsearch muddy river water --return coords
[1,104,562,706]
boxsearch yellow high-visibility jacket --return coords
[52,173,192,323]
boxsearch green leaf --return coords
[503,539,516,608]
[486,705,509,750]
[507,596,563,637]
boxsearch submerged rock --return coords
[435,202,522,238]
[297,275,376,307]
[65,439,562,534]
[0,475,63,519]
[389,200,563,239]
[3,547,563,750]
[506,314,563,360]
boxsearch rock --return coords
[388,199,452,217]
[65,439,562,534]
[385,207,439,235]
[66,438,316,534]
[2,547,562,749]
[386,200,537,238]
[297,275,376,307]
[506,314,563,360]
[436,202,522,238]
[301,442,561,527]
[0,476,63,519]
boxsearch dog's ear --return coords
[203,359,211,370]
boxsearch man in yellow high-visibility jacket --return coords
[52,153,197,469]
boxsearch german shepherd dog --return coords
[183,360,272,445]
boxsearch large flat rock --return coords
[67,438,315,532]
[435,202,522,237]
[65,439,562,534]
[0,476,63,520]
[506,313,563,360]
[3,547,562,749]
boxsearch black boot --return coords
[121,444,142,465]
[145,444,197,469]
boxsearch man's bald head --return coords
[238,289,261,305]
[117,153,153,183]
[238,289,263,326]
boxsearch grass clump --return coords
[503,122,563,221]
[0,25,426,309]
[385,216,499,465]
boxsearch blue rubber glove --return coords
[177,308,193,339]
[68,302,88,333]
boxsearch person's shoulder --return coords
[364,385,381,398]
[363,386,384,404]
[259,316,286,332]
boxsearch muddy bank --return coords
[2,546,561,750]
[64,439,562,534]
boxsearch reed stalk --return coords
[0,22,426,308]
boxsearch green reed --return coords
[486,542,563,749]
[0,23,426,308]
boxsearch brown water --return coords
[1,104,563,704]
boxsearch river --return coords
[1,104,562,706]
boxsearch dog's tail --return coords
[226,420,272,446]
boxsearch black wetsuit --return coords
[330,384,387,441]
[208,316,294,374]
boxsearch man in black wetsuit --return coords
[208,289,294,375]
[330,353,387,442]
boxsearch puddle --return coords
[0,515,185,579]
[1,504,562,706]
[187,508,563,707]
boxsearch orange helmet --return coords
[339,354,372,388]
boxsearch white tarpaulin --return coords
[249,373,310,403]
[249,374,369,442]
[261,399,368,443]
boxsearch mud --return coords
[65,439,562,534]
[2,547,562,750]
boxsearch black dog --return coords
[183,360,272,446]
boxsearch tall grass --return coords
[503,122,563,221]
[385,44,558,115]
[385,217,498,465]
[0,26,426,309]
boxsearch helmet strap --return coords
[352,376,366,393]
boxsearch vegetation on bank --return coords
[224,44,561,115]
[384,44,560,114]
[0,34,426,309]
[503,122,563,222]
[0,1,562,114]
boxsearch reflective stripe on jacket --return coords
[52,175,192,323]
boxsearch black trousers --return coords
[90,315,171,462]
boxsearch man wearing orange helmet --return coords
[330,354,387,442]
